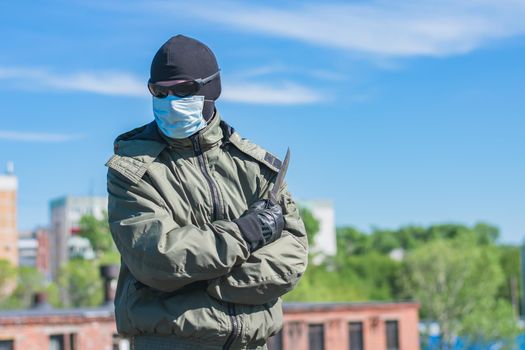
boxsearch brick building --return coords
[0,306,124,350]
[0,162,18,267]
[0,265,126,350]
[268,302,420,350]
[0,301,419,350]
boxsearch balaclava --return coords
[149,35,221,121]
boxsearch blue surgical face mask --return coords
[153,95,207,139]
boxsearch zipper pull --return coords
[191,134,202,155]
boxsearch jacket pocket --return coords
[125,276,230,341]
[238,298,284,347]
[114,275,138,335]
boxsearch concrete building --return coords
[0,162,18,267]
[68,235,96,260]
[300,200,337,262]
[18,228,50,278]
[49,196,107,279]
[17,233,38,267]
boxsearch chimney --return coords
[32,292,52,310]
[6,161,14,175]
[100,264,120,306]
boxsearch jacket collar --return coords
[159,110,224,151]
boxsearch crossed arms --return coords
[107,168,309,305]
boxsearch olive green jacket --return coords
[106,112,308,350]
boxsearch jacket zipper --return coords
[191,134,222,221]
[223,303,240,350]
[190,134,239,350]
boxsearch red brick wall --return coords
[281,303,420,350]
[0,188,18,267]
[36,229,50,276]
[0,302,419,350]
[0,316,116,350]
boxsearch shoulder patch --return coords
[106,155,148,184]
[105,139,167,184]
[228,132,282,173]
[264,152,283,170]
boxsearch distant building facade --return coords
[68,235,95,260]
[0,301,419,350]
[268,302,420,350]
[17,232,37,267]
[0,162,18,267]
[0,307,124,350]
[299,200,337,262]
[18,228,50,278]
[49,196,107,279]
[0,265,126,350]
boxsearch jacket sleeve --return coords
[107,169,251,293]
[206,183,309,305]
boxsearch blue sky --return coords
[0,0,523,242]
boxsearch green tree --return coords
[78,213,116,255]
[363,222,500,256]
[57,259,103,308]
[393,226,425,250]
[472,222,500,245]
[344,253,402,300]
[369,228,401,254]
[336,227,370,257]
[424,223,470,242]
[0,259,16,302]
[459,298,519,349]
[46,282,62,308]
[2,267,46,309]
[299,207,320,247]
[497,245,521,314]
[98,250,121,265]
[284,262,370,302]
[286,250,402,303]
[403,237,515,348]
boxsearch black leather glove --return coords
[234,199,285,252]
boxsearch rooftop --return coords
[0,301,419,325]
[283,301,419,313]
[0,174,17,191]
[0,305,114,326]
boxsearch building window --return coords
[50,335,64,350]
[113,334,131,350]
[308,324,325,350]
[267,330,283,350]
[69,334,76,350]
[49,334,77,350]
[385,321,400,350]
[0,340,14,350]
[349,322,364,350]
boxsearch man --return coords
[106,35,308,350]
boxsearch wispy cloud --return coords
[223,81,322,105]
[228,64,288,80]
[0,67,145,97]
[153,0,525,57]
[308,69,347,81]
[0,130,82,142]
[0,66,324,105]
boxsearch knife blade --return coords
[268,148,290,205]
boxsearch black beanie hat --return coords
[150,35,221,120]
